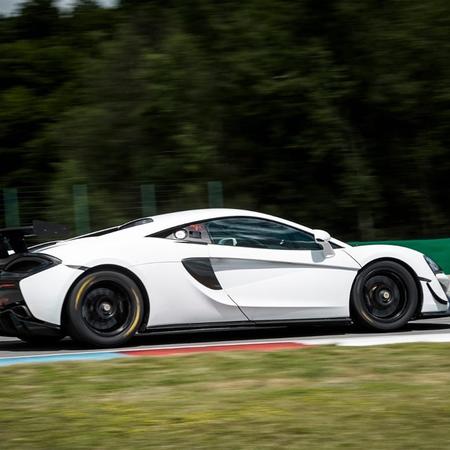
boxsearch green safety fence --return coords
[2,181,224,232]
[352,238,450,274]
[3,185,449,272]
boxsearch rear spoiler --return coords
[0,221,70,258]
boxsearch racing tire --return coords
[350,260,419,331]
[66,270,144,347]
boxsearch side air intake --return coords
[182,258,222,290]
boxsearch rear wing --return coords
[0,221,70,258]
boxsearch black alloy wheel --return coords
[81,284,133,335]
[351,260,419,331]
[66,270,144,347]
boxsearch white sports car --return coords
[0,208,449,347]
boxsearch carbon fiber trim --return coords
[182,258,222,290]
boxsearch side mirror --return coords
[313,229,335,258]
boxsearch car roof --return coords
[74,208,316,240]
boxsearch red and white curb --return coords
[122,341,309,357]
[2,332,450,366]
[0,341,310,367]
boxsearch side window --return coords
[204,217,321,250]
[160,223,211,243]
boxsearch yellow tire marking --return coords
[74,276,94,310]
[125,288,142,336]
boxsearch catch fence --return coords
[2,182,450,272]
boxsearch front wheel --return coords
[66,270,144,347]
[350,260,419,331]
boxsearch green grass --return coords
[1,344,450,449]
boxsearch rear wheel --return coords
[66,270,144,347]
[351,260,419,331]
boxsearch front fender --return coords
[345,244,448,314]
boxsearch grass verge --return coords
[1,344,450,449]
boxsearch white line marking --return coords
[300,333,450,346]
[3,330,450,363]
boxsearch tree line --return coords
[1,0,450,240]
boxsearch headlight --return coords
[424,255,443,274]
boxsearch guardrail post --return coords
[3,188,20,227]
[73,184,90,235]
[208,181,223,208]
[141,184,156,217]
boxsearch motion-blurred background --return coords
[1,0,450,241]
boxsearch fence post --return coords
[208,181,224,208]
[141,184,156,217]
[3,188,20,227]
[73,184,90,235]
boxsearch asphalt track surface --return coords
[1,317,450,359]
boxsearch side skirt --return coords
[139,317,352,335]
[415,311,450,320]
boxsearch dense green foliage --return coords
[1,0,450,239]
